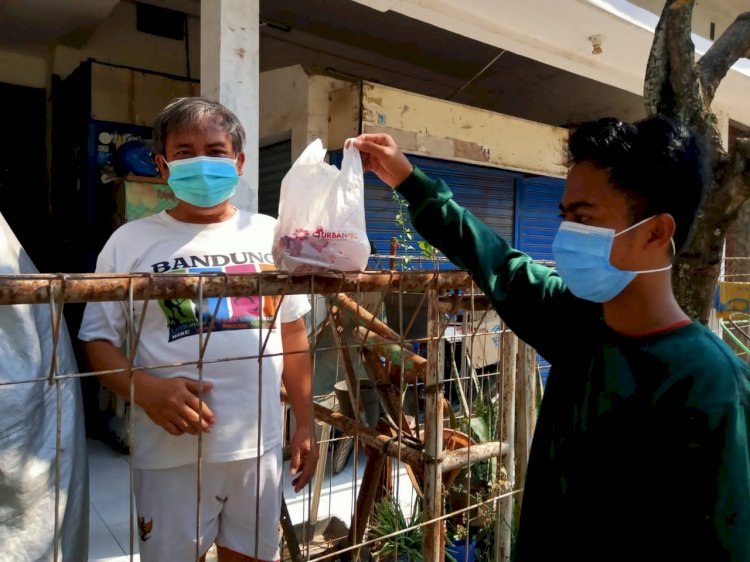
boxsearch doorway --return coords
[0,82,49,270]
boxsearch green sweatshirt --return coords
[398,167,750,562]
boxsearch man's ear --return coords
[648,213,676,252]
[235,152,246,176]
[155,154,169,179]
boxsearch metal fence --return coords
[0,269,539,562]
[719,257,750,365]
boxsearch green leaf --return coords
[469,415,490,443]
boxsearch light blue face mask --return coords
[166,156,239,207]
[552,216,673,303]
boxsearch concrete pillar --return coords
[201,0,259,212]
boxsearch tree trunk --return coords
[645,1,750,323]
[726,200,750,278]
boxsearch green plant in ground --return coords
[369,493,424,561]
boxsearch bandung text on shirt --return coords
[151,252,274,273]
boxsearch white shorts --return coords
[134,447,282,562]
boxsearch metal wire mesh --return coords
[0,270,538,562]
[718,257,750,364]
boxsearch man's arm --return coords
[352,134,597,363]
[82,339,215,436]
[281,317,318,493]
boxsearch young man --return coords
[353,116,750,561]
[79,97,317,562]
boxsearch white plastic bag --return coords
[273,138,371,272]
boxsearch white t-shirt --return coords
[78,210,310,470]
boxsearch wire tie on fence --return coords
[47,273,67,386]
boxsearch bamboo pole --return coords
[330,292,401,341]
[514,341,536,523]
[327,306,367,427]
[360,349,414,437]
[307,424,331,528]
[352,326,426,383]
[528,348,538,436]
[0,271,473,305]
[311,401,424,472]
[347,451,388,555]
[496,330,518,562]
[360,349,425,498]
[422,289,443,562]
[280,497,303,562]
[439,441,508,474]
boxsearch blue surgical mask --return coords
[552,216,673,303]
[166,156,239,207]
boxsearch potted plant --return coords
[369,493,424,561]
[445,516,476,562]
[443,355,519,560]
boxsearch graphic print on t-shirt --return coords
[157,264,280,342]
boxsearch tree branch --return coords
[723,136,750,206]
[644,1,671,116]
[644,2,716,140]
[664,0,707,130]
[698,13,750,105]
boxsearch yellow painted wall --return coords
[360,82,568,177]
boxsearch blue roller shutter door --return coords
[329,151,518,270]
[515,175,566,262]
[516,175,566,385]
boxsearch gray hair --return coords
[153,96,246,155]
